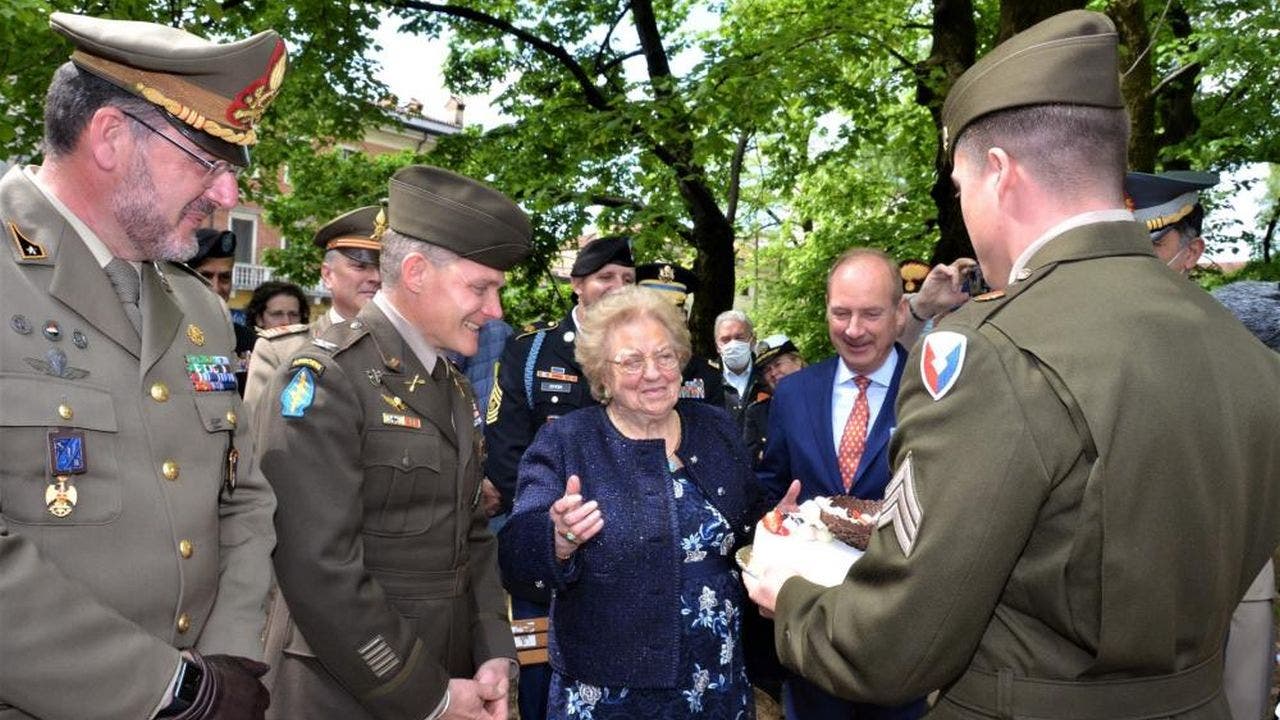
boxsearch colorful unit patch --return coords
[290,356,325,376]
[920,331,967,401]
[48,429,87,475]
[186,355,237,392]
[280,367,316,418]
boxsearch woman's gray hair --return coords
[575,285,692,402]
[379,228,459,286]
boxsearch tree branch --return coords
[389,0,612,110]
[592,2,632,71]
[630,0,674,97]
[725,130,752,225]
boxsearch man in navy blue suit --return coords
[757,247,923,720]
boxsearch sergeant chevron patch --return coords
[877,453,922,556]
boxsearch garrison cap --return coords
[1124,171,1218,235]
[636,263,700,308]
[314,205,385,265]
[50,12,287,167]
[941,10,1122,158]
[755,334,800,370]
[571,235,635,277]
[191,227,236,266]
[387,165,531,271]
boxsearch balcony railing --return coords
[233,263,330,298]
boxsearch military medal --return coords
[187,324,206,346]
[46,429,87,518]
[382,413,422,429]
[381,393,408,413]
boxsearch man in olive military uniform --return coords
[484,233,636,720]
[242,204,383,416]
[746,11,1280,719]
[635,261,727,406]
[258,165,527,720]
[0,12,286,719]
[1128,170,1276,720]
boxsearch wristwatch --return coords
[155,656,203,718]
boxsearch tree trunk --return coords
[1154,2,1199,166]
[1109,0,1156,171]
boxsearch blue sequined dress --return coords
[547,465,755,720]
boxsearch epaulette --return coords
[515,319,558,340]
[314,318,368,356]
[256,323,310,340]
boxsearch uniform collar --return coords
[372,290,440,372]
[1007,209,1134,285]
[25,166,130,272]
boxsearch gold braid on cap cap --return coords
[1145,202,1196,232]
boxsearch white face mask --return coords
[1165,247,1186,272]
[719,340,752,372]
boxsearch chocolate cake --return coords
[820,496,882,550]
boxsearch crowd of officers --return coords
[2,7,1279,720]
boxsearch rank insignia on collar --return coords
[382,413,422,429]
[280,366,317,418]
[877,453,922,557]
[921,331,966,401]
[405,374,426,393]
[973,289,1005,302]
[366,368,384,386]
[9,222,46,260]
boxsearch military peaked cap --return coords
[636,263,700,307]
[1124,171,1218,234]
[571,235,634,277]
[941,10,1122,159]
[314,205,385,265]
[50,12,287,167]
[755,334,800,369]
[387,165,531,271]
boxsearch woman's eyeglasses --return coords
[610,349,680,375]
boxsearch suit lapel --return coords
[140,263,182,376]
[360,304,457,447]
[854,344,906,490]
[808,357,842,494]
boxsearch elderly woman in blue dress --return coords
[499,285,757,719]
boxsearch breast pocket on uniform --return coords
[361,427,444,536]
[0,374,121,525]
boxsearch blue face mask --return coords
[718,340,752,372]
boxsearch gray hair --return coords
[575,285,692,402]
[955,104,1129,203]
[379,228,459,287]
[44,62,155,158]
[714,309,754,338]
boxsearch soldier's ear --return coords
[85,106,133,174]
[399,251,431,294]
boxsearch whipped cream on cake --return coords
[749,497,881,587]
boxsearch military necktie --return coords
[837,375,871,492]
[104,258,142,336]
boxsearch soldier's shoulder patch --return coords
[258,323,310,340]
[8,222,47,260]
[973,289,1006,302]
[486,376,502,425]
[290,356,325,377]
[877,453,922,556]
[280,365,317,417]
[920,330,966,401]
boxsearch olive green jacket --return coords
[0,166,276,719]
[775,220,1280,719]
[257,300,515,720]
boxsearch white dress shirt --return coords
[830,351,900,453]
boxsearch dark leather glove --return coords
[175,653,270,720]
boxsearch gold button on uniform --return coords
[57,404,73,420]
[225,410,237,427]
[162,461,180,481]
[150,382,170,402]
[179,540,194,559]
[176,613,191,633]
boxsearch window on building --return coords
[230,213,257,265]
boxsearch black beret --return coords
[314,205,384,265]
[190,227,236,266]
[571,235,635,277]
[387,165,531,271]
[1124,171,1218,234]
[941,10,1122,158]
[636,262,700,307]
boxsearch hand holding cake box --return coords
[746,488,881,588]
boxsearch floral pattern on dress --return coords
[548,468,754,719]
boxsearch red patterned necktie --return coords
[837,375,871,491]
